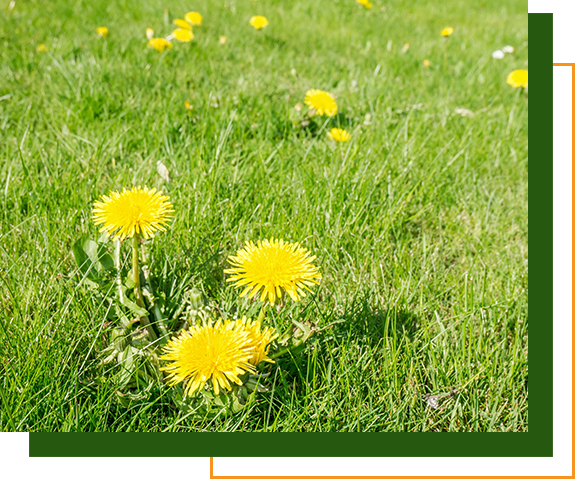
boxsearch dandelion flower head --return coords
[304,89,338,117]
[146,28,154,40]
[441,26,454,37]
[357,0,373,8]
[423,59,430,67]
[148,37,172,52]
[250,15,269,30]
[173,28,194,42]
[506,69,528,88]
[97,27,109,38]
[239,317,279,366]
[327,128,351,142]
[160,318,277,396]
[225,238,322,305]
[38,44,48,52]
[92,186,174,240]
[185,11,203,26]
[492,50,505,59]
[173,19,192,30]
[160,319,256,395]
[219,35,228,45]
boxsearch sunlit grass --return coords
[0,0,527,432]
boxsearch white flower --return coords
[502,45,515,54]
[492,50,505,59]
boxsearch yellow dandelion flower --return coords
[185,11,203,26]
[244,319,279,366]
[97,27,108,38]
[423,59,430,67]
[185,101,193,110]
[357,0,373,8]
[506,69,528,88]
[219,35,228,45]
[38,44,48,52]
[327,128,351,142]
[146,28,154,40]
[441,26,454,37]
[225,238,322,305]
[173,19,192,30]
[173,28,194,43]
[148,37,172,52]
[160,319,256,396]
[249,15,269,30]
[304,89,338,117]
[92,186,174,241]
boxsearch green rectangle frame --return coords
[29,12,552,458]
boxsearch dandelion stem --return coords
[444,41,448,71]
[132,233,156,341]
[114,239,126,314]
[132,234,144,308]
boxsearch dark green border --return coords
[29,12,552,458]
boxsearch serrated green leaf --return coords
[116,284,148,317]
[97,243,114,271]
[117,346,135,389]
[111,326,130,352]
[124,272,136,289]
[72,237,99,281]
[82,239,99,264]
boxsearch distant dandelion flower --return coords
[400,42,410,53]
[185,11,203,26]
[92,186,174,241]
[172,28,194,42]
[506,69,528,88]
[327,128,351,142]
[173,19,192,30]
[357,0,373,8]
[148,37,172,52]
[185,101,193,110]
[219,35,228,45]
[441,27,454,37]
[249,15,269,30]
[492,50,504,59]
[225,238,322,305]
[38,44,48,52]
[304,89,337,117]
[502,45,515,54]
[160,319,256,396]
[423,59,430,67]
[146,28,154,40]
[97,27,109,38]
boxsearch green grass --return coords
[0,0,527,432]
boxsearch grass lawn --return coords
[0,0,528,432]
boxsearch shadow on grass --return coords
[326,292,421,343]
